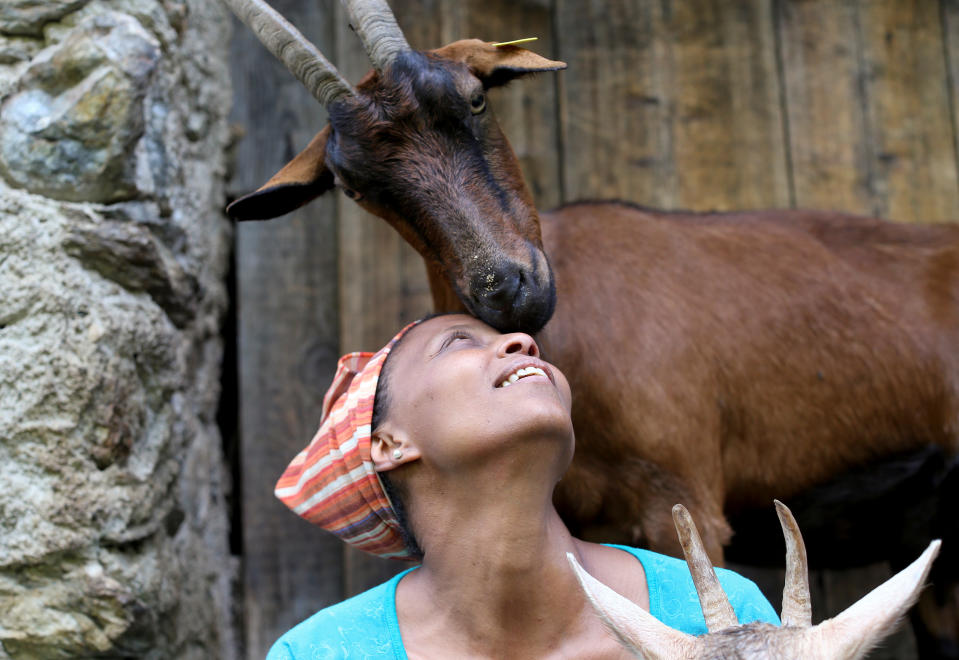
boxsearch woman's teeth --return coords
[499,366,548,388]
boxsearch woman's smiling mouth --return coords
[497,365,551,388]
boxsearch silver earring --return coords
[392,449,403,460]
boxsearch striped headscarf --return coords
[274,321,420,560]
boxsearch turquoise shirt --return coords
[267,545,780,659]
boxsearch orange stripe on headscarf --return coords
[274,321,420,560]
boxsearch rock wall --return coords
[0,1,237,658]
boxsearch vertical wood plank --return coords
[776,0,870,212]
[670,0,790,210]
[230,1,345,657]
[778,0,959,221]
[458,0,564,209]
[859,0,958,222]
[556,0,672,205]
[938,0,959,223]
[554,0,789,210]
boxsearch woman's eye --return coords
[441,331,473,350]
[470,93,486,115]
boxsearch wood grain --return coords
[944,0,959,211]
[669,0,790,210]
[555,0,788,210]
[556,0,669,204]
[230,1,345,657]
[459,0,563,209]
[778,0,959,221]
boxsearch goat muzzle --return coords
[466,255,556,335]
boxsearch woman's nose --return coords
[497,332,540,358]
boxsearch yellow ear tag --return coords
[491,37,538,47]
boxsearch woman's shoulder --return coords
[266,569,413,660]
[605,544,781,634]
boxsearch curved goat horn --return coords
[567,552,700,660]
[672,504,739,632]
[775,500,812,628]
[341,0,411,70]
[223,0,355,105]
[810,539,940,659]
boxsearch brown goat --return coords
[224,0,959,655]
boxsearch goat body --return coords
[537,202,959,559]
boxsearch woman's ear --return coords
[371,427,421,471]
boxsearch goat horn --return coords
[672,504,739,632]
[567,553,700,660]
[775,500,812,628]
[808,539,941,659]
[341,0,411,71]
[223,0,355,105]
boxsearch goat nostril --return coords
[479,269,522,310]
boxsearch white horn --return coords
[567,553,700,660]
[809,540,941,659]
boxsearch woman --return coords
[268,314,778,659]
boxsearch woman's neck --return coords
[395,470,639,658]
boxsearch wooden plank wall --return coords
[228,1,959,657]
[229,2,344,656]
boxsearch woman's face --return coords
[376,314,574,473]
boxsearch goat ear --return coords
[810,540,941,659]
[433,39,566,89]
[227,125,335,221]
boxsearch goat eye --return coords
[334,175,363,201]
[470,92,486,115]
